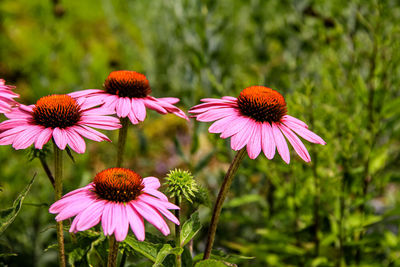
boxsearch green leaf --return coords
[152,244,183,267]
[382,97,400,118]
[195,259,230,267]
[180,211,201,247]
[0,174,36,235]
[124,235,160,262]
[193,250,254,264]
[224,194,267,208]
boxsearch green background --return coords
[1,0,400,266]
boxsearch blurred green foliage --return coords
[1,0,400,266]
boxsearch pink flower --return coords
[0,79,19,113]
[0,94,121,153]
[189,86,326,163]
[49,168,180,242]
[70,70,188,124]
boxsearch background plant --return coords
[1,0,400,266]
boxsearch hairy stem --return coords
[53,143,66,267]
[107,235,119,267]
[116,117,129,167]
[175,197,182,267]
[203,148,246,259]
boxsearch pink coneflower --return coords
[189,86,326,163]
[0,79,19,113]
[70,70,188,124]
[49,168,180,242]
[0,94,121,153]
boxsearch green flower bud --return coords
[164,169,198,203]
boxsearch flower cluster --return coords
[0,71,326,266]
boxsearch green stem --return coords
[175,197,181,267]
[203,148,246,260]
[107,235,119,267]
[116,117,129,167]
[53,142,66,267]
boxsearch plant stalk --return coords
[53,142,66,267]
[116,117,129,167]
[203,148,246,259]
[175,197,181,267]
[108,235,119,267]
[39,156,55,188]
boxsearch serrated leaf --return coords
[124,235,160,262]
[195,259,230,267]
[0,174,36,235]
[180,211,201,247]
[152,244,183,267]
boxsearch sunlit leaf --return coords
[180,211,201,247]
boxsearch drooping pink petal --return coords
[230,119,255,151]
[246,122,262,159]
[12,126,42,149]
[80,96,106,110]
[61,184,94,199]
[189,102,236,114]
[116,97,130,117]
[52,128,68,150]
[74,126,111,142]
[75,200,105,231]
[139,194,179,210]
[221,96,238,102]
[0,134,17,145]
[261,123,276,159]
[126,205,145,241]
[4,106,32,120]
[158,97,180,104]
[0,119,28,131]
[271,123,290,164]
[282,115,308,128]
[102,95,119,110]
[132,201,170,235]
[80,115,121,126]
[68,89,104,98]
[132,98,146,121]
[127,111,139,124]
[142,188,169,201]
[282,120,326,145]
[55,197,96,221]
[196,108,238,122]
[114,204,129,241]
[65,128,86,154]
[278,123,311,162]
[50,190,95,213]
[220,116,252,138]
[208,114,239,134]
[138,195,180,225]
[34,127,53,149]
[0,125,30,139]
[142,177,161,189]
[69,212,83,233]
[101,202,115,236]
[143,98,168,114]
